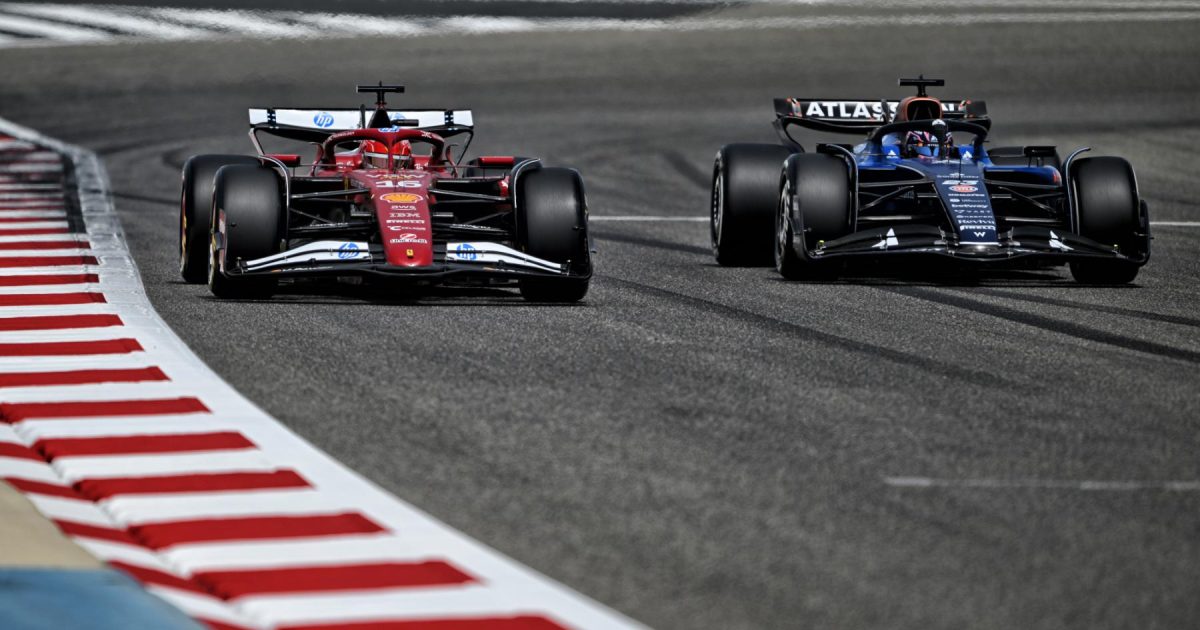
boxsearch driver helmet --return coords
[903,131,941,157]
[362,139,390,169]
[361,139,412,169]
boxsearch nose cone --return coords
[351,172,435,267]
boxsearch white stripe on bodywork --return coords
[446,241,566,272]
[243,240,371,270]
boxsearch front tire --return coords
[515,167,590,302]
[1068,156,1146,285]
[712,143,793,266]
[180,154,260,283]
[208,165,283,299]
[776,154,852,280]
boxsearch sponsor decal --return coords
[387,225,428,232]
[940,179,978,186]
[950,185,978,193]
[380,192,423,204]
[337,242,360,259]
[375,180,422,189]
[454,243,478,261]
[386,218,426,225]
[387,211,421,219]
[313,111,335,128]
[973,231,988,238]
[802,100,894,120]
[389,237,428,245]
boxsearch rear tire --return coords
[515,167,590,302]
[712,143,793,266]
[776,154,852,280]
[180,154,260,283]
[208,165,283,299]
[1068,157,1145,285]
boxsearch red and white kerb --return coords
[0,126,636,630]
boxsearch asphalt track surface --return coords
[3,3,1200,629]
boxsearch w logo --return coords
[973,231,987,238]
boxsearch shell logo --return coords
[380,192,423,203]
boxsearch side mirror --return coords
[1022,146,1057,159]
[266,153,301,167]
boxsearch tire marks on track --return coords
[887,286,1200,364]
[603,274,1026,389]
[662,149,710,189]
[945,286,1200,329]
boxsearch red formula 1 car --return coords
[179,83,591,302]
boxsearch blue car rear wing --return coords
[772,98,989,148]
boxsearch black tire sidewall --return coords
[514,167,590,302]
[180,154,259,282]
[1072,156,1140,249]
[712,143,793,266]
[209,164,283,297]
[774,153,852,280]
[787,153,852,255]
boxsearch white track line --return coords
[885,476,1200,491]
[1,4,216,39]
[1,5,1199,49]
[290,12,427,36]
[0,10,110,41]
[593,216,708,221]
[592,216,1200,226]
[414,0,1200,6]
[149,8,318,37]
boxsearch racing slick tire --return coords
[776,154,852,281]
[180,154,260,283]
[712,143,793,266]
[1068,156,1146,285]
[208,165,282,299]
[515,167,590,302]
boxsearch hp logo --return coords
[313,111,335,128]
[455,243,478,261]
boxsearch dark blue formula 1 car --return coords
[710,76,1150,283]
